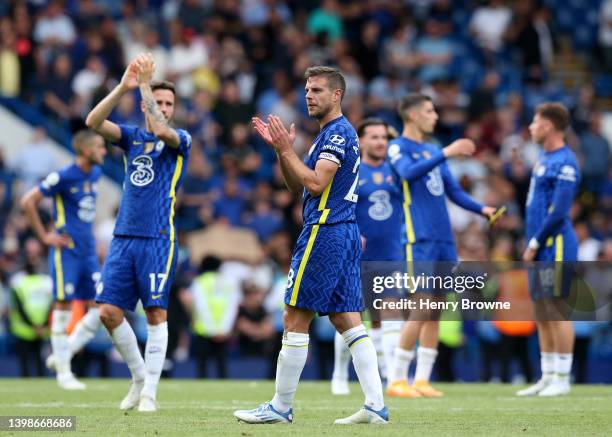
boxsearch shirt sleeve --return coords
[113,124,138,152]
[38,169,68,197]
[388,143,447,182]
[533,162,579,245]
[317,130,349,167]
[440,162,483,214]
[176,129,192,156]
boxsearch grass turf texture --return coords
[0,379,610,436]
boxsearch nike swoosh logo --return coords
[152,294,163,299]
[133,141,142,145]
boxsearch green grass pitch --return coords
[0,379,610,436]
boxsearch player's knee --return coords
[283,308,311,333]
[145,307,167,325]
[99,305,122,331]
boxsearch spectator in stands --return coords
[10,127,57,194]
[469,0,512,56]
[41,53,79,123]
[213,178,246,227]
[0,18,20,97]
[415,17,454,83]
[599,0,612,72]
[307,0,344,42]
[579,111,611,196]
[72,55,106,116]
[33,0,76,63]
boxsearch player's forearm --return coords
[279,149,327,196]
[276,151,303,194]
[85,85,126,129]
[20,195,47,242]
[533,184,575,244]
[447,186,483,214]
[139,83,180,148]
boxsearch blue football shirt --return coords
[302,116,360,226]
[112,124,191,240]
[356,161,403,260]
[39,163,101,255]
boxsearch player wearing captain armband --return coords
[234,66,388,425]
[85,53,191,412]
[385,93,498,399]
[331,118,404,395]
[516,103,580,398]
[21,130,106,390]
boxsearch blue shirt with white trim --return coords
[525,145,580,245]
[302,116,360,226]
[39,163,101,255]
[112,124,191,239]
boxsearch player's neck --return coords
[318,108,343,129]
[402,124,425,143]
[542,134,565,152]
[362,155,383,167]
[75,156,93,173]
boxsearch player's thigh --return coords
[48,247,80,302]
[135,238,178,310]
[285,224,345,313]
[330,224,364,314]
[98,237,138,311]
[76,254,101,301]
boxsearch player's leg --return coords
[67,260,102,357]
[234,305,314,423]
[517,302,555,395]
[48,247,85,389]
[331,330,351,395]
[330,311,388,425]
[97,237,144,409]
[539,318,574,396]
[370,320,386,379]
[413,319,444,397]
[134,237,178,412]
[386,316,425,398]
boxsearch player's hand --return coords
[360,235,366,252]
[522,247,537,262]
[266,115,296,153]
[119,60,139,92]
[484,205,506,227]
[252,117,273,144]
[43,232,71,248]
[444,139,476,158]
[135,53,155,84]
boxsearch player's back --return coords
[525,145,580,241]
[39,163,101,255]
[388,136,454,243]
[112,124,191,240]
[357,161,403,261]
[302,116,360,226]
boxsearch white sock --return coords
[271,332,309,413]
[343,325,385,411]
[414,346,438,382]
[370,326,386,379]
[381,321,401,378]
[111,319,145,382]
[332,331,350,382]
[68,308,101,357]
[51,309,72,377]
[555,353,573,380]
[141,322,168,400]
[541,352,555,380]
[390,347,415,383]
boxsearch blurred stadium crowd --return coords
[0,0,611,381]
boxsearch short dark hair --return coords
[357,118,387,137]
[304,66,346,100]
[536,102,570,132]
[398,93,432,121]
[72,130,101,155]
[151,80,176,96]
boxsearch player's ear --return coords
[140,100,145,114]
